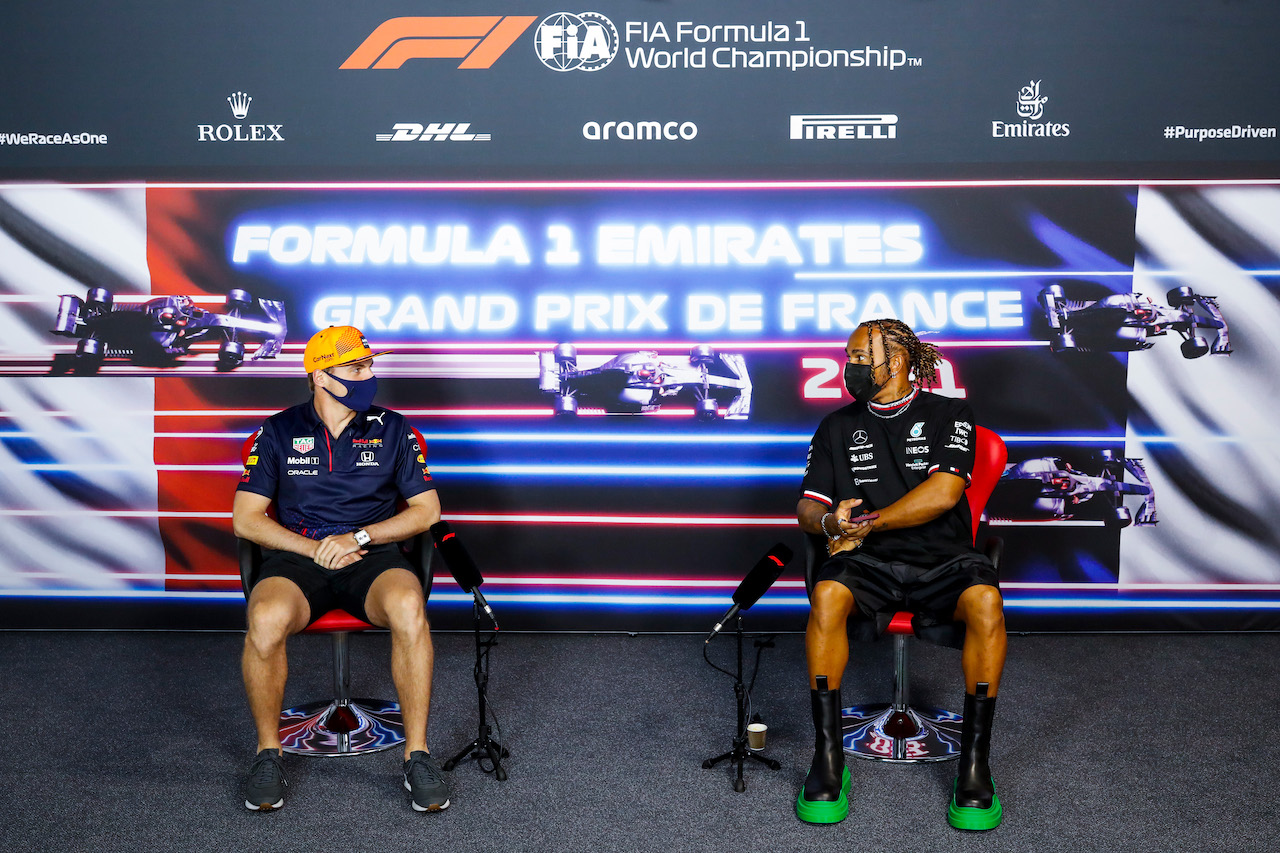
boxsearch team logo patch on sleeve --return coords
[293,436,315,454]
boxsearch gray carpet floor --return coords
[1,630,1277,853]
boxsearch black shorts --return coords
[817,551,999,646]
[253,543,421,626]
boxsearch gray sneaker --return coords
[403,750,450,812]
[244,748,287,811]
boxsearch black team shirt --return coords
[800,388,978,568]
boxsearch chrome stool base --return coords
[279,697,405,756]
[842,702,962,763]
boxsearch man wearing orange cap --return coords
[233,326,448,813]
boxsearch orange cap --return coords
[302,326,391,373]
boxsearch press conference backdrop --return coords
[1,2,1278,630]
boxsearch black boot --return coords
[947,682,1002,830]
[795,676,850,824]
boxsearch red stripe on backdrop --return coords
[154,380,250,585]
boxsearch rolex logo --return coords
[199,92,283,142]
[227,91,252,119]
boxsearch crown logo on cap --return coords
[227,91,252,120]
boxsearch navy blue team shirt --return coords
[237,400,435,541]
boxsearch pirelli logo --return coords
[341,16,537,70]
[790,114,898,140]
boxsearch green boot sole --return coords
[795,766,852,824]
[947,779,1002,831]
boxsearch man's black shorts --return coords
[253,543,422,626]
[817,550,999,642]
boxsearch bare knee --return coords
[957,585,1005,634]
[381,588,427,639]
[245,599,302,657]
[810,582,855,632]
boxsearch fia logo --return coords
[909,421,925,439]
[535,12,619,71]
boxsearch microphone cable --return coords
[701,631,779,736]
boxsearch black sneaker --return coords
[244,748,287,811]
[403,751,450,812]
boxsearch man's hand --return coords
[313,533,364,570]
[333,551,366,569]
[827,532,862,557]
[831,497,875,541]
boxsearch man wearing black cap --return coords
[233,325,449,813]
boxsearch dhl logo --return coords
[341,16,537,70]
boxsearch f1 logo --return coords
[341,16,537,70]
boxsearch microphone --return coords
[430,521,498,630]
[706,542,794,643]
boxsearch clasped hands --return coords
[826,498,874,557]
[312,532,367,570]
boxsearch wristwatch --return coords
[353,528,372,547]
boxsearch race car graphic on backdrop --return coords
[51,287,287,372]
[995,450,1157,527]
[537,343,751,419]
[1037,280,1230,358]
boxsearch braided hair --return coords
[859,318,943,390]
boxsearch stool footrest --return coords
[279,697,405,756]
[841,702,962,763]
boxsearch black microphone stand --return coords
[702,613,781,792]
[442,599,509,780]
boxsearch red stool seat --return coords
[886,612,914,634]
[307,610,374,633]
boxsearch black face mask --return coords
[844,362,883,402]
